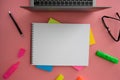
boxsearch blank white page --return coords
[32,23,90,66]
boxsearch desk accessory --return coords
[35,65,53,72]
[31,23,90,66]
[77,76,83,80]
[48,18,87,70]
[8,11,23,37]
[3,61,20,79]
[18,48,26,58]
[34,18,59,72]
[73,66,84,71]
[96,50,119,64]
[56,74,64,80]
[48,18,95,45]
[101,12,120,42]
[48,18,60,24]
[89,29,95,45]
[49,18,94,70]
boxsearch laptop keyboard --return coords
[34,0,93,6]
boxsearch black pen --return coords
[8,11,23,37]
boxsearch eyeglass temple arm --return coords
[116,12,120,19]
[101,16,111,29]
[118,30,120,41]
[115,13,120,41]
[108,30,120,42]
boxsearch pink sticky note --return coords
[73,66,84,71]
[18,48,26,58]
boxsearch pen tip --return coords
[21,34,24,37]
[8,11,11,13]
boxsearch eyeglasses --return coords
[101,12,120,42]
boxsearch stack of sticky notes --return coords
[48,18,96,45]
[48,18,96,71]
[35,18,96,72]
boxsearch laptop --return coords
[21,0,110,11]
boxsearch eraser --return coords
[18,48,26,58]
[73,66,84,71]
[56,74,64,80]
[96,50,119,64]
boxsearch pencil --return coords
[8,11,23,37]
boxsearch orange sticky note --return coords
[77,76,83,80]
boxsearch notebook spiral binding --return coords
[31,23,34,64]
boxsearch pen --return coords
[8,11,23,37]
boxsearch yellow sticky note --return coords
[90,29,95,45]
[56,74,64,80]
[48,18,60,23]
[48,18,96,45]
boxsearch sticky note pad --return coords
[56,74,64,80]
[90,29,95,45]
[47,18,89,66]
[77,76,83,80]
[35,65,53,72]
[35,18,60,71]
[48,18,60,23]
[72,66,84,71]
[48,18,96,45]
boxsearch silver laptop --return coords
[21,0,110,11]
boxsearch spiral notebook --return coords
[31,23,90,66]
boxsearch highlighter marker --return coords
[96,50,119,64]
[3,61,20,79]
[18,48,26,58]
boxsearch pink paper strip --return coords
[73,66,84,71]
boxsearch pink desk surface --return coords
[0,0,120,80]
